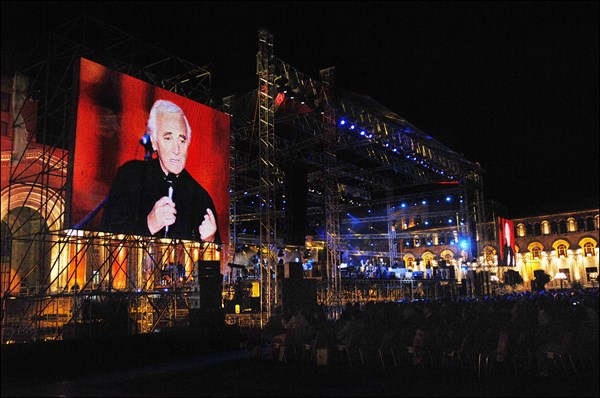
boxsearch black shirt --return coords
[100,158,220,242]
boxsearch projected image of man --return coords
[100,100,220,243]
[501,220,515,267]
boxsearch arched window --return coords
[531,246,541,259]
[542,221,550,235]
[567,218,577,232]
[534,223,542,236]
[551,221,559,234]
[517,223,526,237]
[583,242,595,256]
[586,217,596,231]
[576,218,585,232]
[526,224,533,236]
[559,220,567,234]
[557,244,568,258]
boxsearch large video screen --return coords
[497,217,516,267]
[68,58,230,243]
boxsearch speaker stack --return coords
[277,262,316,312]
[189,260,224,327]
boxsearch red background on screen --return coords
[70,58,230,242]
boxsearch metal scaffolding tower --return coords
[2,20,488,341]
[320,67,342,309]
[256,29,278,319]
[1,16,217,343]
[225,29,484,316]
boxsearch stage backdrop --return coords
[67,57,230,243]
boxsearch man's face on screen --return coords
[153,111,189,175]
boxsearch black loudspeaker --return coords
[280,279,316,312]
[533,270,545,279]
[190,274,224,328]
[277,262,304,280]
[198,277,222,309]
[310,261,322,278]
[196,260,221,278]
[477,271,490,295]
[284,162,308,247]
[532,270,550,291]
[468,270,487,295]
[504,269,523,285]
[194,260,223,313]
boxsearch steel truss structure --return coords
[228,30,485,318]
[1,17,218,343]
[2,20,486,341]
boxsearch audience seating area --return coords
[239,288,599,380]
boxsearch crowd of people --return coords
[245,288,599,378]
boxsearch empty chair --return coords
[486,332,520,378]
[336,325,367,367]
[378,329,401,368]
[405,329,434,368]
[302,329,320,362]
[543,332,578,377]
[443,331,475,370]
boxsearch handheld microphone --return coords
[164,172,177,237]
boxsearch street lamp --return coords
[554,272,567,290]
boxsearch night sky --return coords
[2,1,598,219]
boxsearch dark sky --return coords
[2,1,598,218]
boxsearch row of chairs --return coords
[243,324,597,379]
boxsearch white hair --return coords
[146,100,192,142]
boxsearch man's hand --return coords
[199,208,217,242]
[147,196,177,235]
